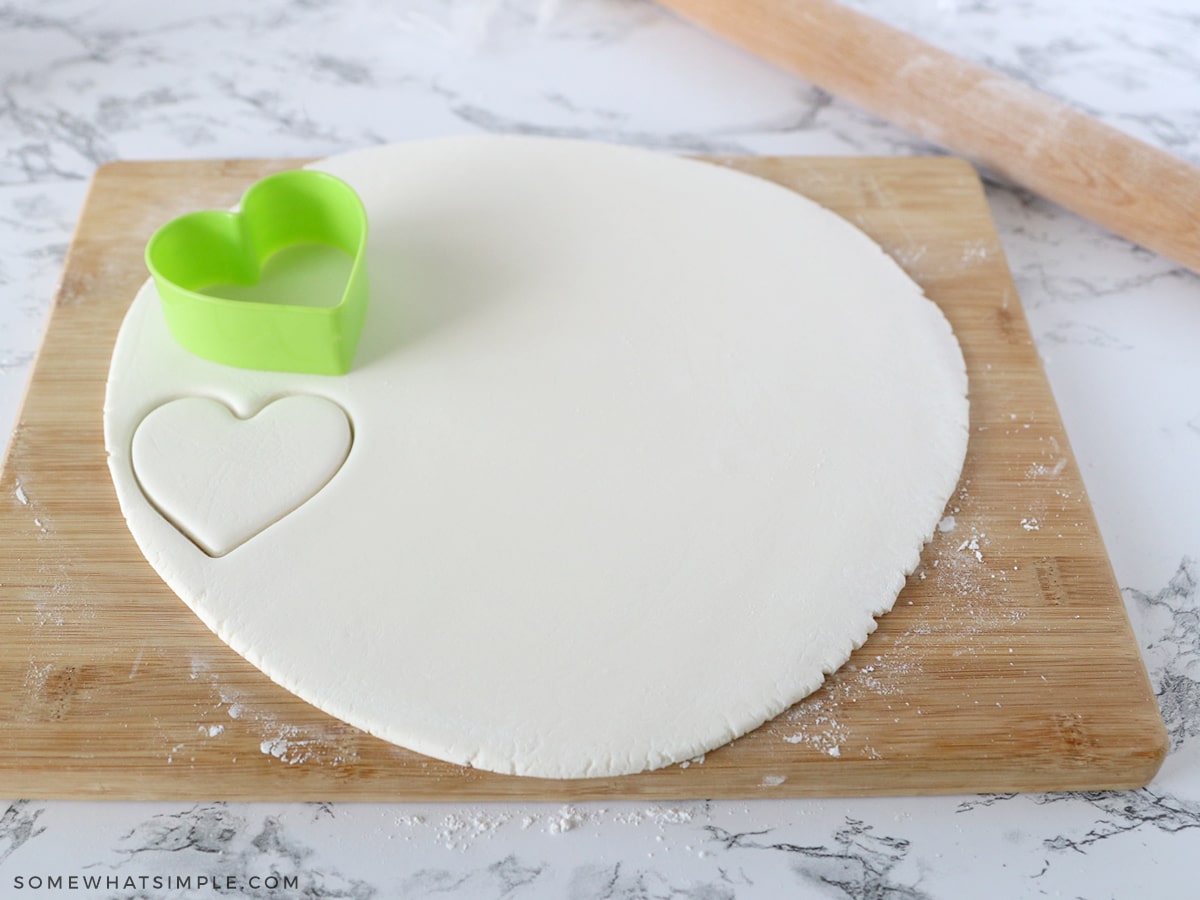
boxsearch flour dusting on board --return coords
[29,564,90,629]
[188,655,356,767]
[34,584,69,628]
[958,239,990,265]
[12,477,53,536]
[259,725,338,766]
[1027,457,1068,479]
[890,244,929,268]
[958,533,986,562]
[774,467,1034,758]
[23,661,52,695]
[774,659,900,760]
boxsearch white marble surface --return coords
[2,0,1199,896]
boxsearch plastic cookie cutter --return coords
[145,169,369,375]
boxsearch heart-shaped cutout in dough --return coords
[131,395,352,557]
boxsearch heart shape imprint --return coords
[131,395,352,557]
[145,169,369,375]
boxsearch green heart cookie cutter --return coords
[145,169,369,376]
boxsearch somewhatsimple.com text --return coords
[13,873,299,892]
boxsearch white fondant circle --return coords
[105,137,968,778]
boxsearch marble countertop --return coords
[2,0,1198,896]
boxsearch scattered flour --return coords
[433,810,515,849]
[12,479,52,535]
[957,533,986,562]
[34,586,69,627]
[773,475,1031,756]
[677,753,706,769]
[257,719,355,767]
[782,706,849,757]
[546,806,587,834]
[190,655,350,766]
[958,239,990,264]
[1020,517,1041,532]
[760,774,787,787]
[386,803,704,852]
[611,805,698,828]
[891,245,928,267]
[190,657,245,721]
[1027,457,1067,479]
[260,727,324,765]
[23,661,52,694]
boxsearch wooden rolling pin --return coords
[658,0,1200,274]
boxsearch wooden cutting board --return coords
[0,157,1166,800]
